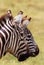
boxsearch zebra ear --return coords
[28,17,32,21]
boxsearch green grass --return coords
[0,0,44,65]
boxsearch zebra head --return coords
[0,13,39,61]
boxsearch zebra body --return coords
[0,16,39,61]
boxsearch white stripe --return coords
[0,38,3,56]
[0,30,6,40]
[16,47,26,56]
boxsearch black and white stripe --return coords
[14,26,39,61]
[0,16,39,61]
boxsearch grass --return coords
[0,0,44,65]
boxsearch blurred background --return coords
[0,0,44,65]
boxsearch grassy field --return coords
[0,0,44,65]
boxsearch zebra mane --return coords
[0,14,29,35]
[0,15,6,23]
[0,14,13,23]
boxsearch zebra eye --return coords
[27,35,31,38]
[20,33,23,37]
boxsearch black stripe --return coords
[14,30,18,52]
[1,28,8,39]
[0,33,5,56]
[18,49,26,56]
[19,42,25,47]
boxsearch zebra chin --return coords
[18,47,39,61]
[18,53,29,61]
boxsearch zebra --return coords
[0,15,39,61]
[15,26,39,61]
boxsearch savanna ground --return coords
[0,0,44,65]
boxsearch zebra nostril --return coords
[33,47,39,57]
[32,53,35,56]
[36,47,39,54]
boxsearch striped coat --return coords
[0,15,39,61]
